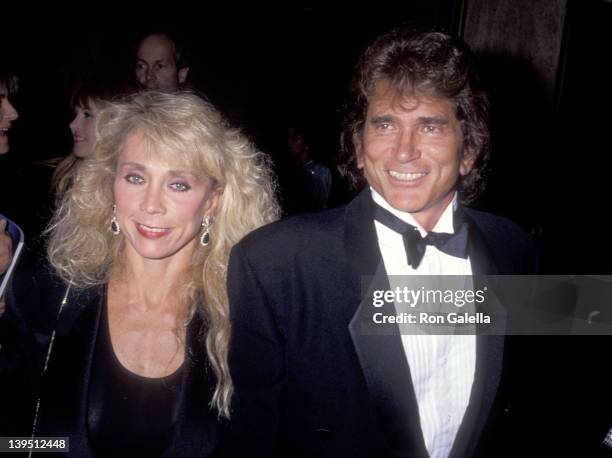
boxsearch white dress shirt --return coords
[371,188,476,458]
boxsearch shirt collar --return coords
[370,187,457,237]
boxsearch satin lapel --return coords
[456,208,499,277]
[344,189,383,279]
[346,190,428,457]
[35,286,103,453]
[165,311,219,457]
[450,208,505,457]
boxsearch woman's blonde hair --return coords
[47,91,279,418]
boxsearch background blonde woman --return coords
[0,91,278,456]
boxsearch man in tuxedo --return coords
[223,30,539,457]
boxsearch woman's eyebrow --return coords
[118,161,146,171]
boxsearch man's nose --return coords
[4,100,18,122]
[146,68,156,82]
[395,129,420,162]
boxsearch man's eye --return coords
[170,182,191,192]
[375,122,394,131]
[84,111,93,118]
[155,63,166,70]
[125,174,144,184]
[423,125,442,134]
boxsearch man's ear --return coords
[178,67,190,85]
[459,148,476,176]
[353,131,364,169]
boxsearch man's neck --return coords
[370,188,457,235]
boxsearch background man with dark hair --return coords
[223,29,538,457]
[0,69,20,318]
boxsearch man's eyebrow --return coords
[369,115,395,124]
[418,116,449,125]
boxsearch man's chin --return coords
[384,195,425,214]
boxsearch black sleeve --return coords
[0,267,63,437]
[0,289,37,436]
[219,242,286,458]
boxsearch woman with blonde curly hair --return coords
[0,91,279,456]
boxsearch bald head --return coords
[135,33,189,91]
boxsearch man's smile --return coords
[388,170,428,182]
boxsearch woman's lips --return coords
[136,223,173,239]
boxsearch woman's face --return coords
[0,82,19,155]
[69,98,102,158]
[113,130,221,263]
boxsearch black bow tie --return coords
[373,203,469,269]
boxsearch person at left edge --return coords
[0,67,19,317]
[0,91,279,456]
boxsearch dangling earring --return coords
[110,204,121,235]
[200,215,212,246]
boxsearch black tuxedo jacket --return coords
[0,269,220,457]
[222,190,540,457]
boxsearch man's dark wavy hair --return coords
[338,29,490,204]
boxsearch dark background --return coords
[3,1,612,273]
[3,3,459,165]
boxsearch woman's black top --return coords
[87,300,184,457]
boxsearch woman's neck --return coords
[109,244,195,315]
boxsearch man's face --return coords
[356,79,473,230]
[135,34,188,91]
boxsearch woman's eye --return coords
[170,182,191,192]
[125,174,144,184]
